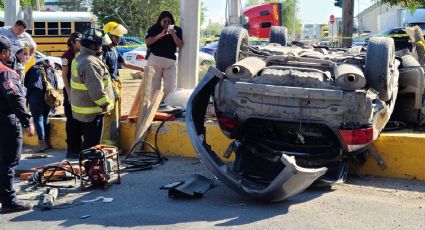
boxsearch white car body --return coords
[35,51,62,70]
[122,46,215,68]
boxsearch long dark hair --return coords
[156,11,175,26]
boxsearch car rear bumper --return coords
[186,68,328,201]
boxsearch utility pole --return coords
[342,0,354,47]
[228,0,241,26]
[293,0,296,40]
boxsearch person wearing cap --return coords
[14,45,30,82]
[61,32,82,158]
[0,20,36,56]
[101,22,144,145]
[145,11,183,100]
[70,29,115,149]
[0,35,35,213]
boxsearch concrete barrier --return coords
[24,118,425,181]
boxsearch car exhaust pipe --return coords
[334,64,366,91]
[225,57,266,81]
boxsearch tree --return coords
[376,0,425,10]
[92,0,180,37]
[0,0,44,9]
[201,1,207,26]
[202,21,222,37]
[56,0,90,11]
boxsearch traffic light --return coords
[334,0,343,8]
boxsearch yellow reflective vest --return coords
[70,46,115,123]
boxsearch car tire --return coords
[216,26,249,72]
[401,55,419,67]
[269,26,287,46]
[365,37,396,101]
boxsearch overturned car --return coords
[186,26,406,201]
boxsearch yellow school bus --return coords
[0,11,95,57]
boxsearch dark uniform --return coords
[62,48,83,156]
[0,59,31,210]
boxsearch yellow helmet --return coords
[103,22,128,37]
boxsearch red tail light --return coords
[136,55,145,60]
[217,116,237,132]
[339,128,374,152]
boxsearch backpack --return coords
[38,60,61,108]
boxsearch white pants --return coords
[147,53,177,100]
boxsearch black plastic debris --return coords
[161,174,215,199]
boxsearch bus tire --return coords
[216,27,249,72]
[269,26,287,46]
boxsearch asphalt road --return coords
[1,156,425,230]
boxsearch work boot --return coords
[36,140,50,153]
[1,200,33,214]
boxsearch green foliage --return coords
[56,0,90,11]
[92,0,180,37]
[0,0,45,9]
[375,0,425,10]
[202,21,222,36]
[20,0,44,8]
[201,1,207,26]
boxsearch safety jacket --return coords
[70,46,115,123]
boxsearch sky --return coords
[203,0,374,26]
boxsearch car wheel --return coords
[269,26,287,46]
[401,55,419,67]
[215,26,249,72]
[365,37,396,101]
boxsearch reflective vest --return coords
[70,47,115,123]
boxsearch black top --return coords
[0,62,31,127]
[145,24,182,60]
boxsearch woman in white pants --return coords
[145,11,183,100]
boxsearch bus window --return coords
[34,22,46,35]
[260,10,270,16]
[261,22,272,28]
[48,22,59,35]
[75,22,91,33]
[26,29,32,35]
[61,22,71,35]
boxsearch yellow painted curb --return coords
[23,118,425,181]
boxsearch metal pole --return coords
[292,0,296,40]
[229,0,241,26]
[177,0,201,89]
[4,0,20,26]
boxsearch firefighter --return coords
[101,21,144,145]
[62,32,83,158]
[70,29,115,149]
[0,35,35,214]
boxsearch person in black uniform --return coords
[0,35,35,214]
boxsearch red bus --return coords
[242,3,283,38]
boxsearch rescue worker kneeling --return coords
[70,29,115,149]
